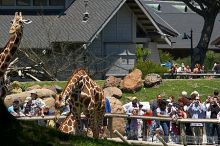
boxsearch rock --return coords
[4,89,56,107]
[103,76,121,88]
[121,69,143,92]
[43,97,55,111]
[103,87,122,99]
[26,85,42,91]
[108,96,126,137]
[43,85,63,94]
[144,73,162,87]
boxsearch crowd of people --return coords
[7,83,220,144]
[123,90,220,145]
[164,61,220,75]
[8,90,54,117]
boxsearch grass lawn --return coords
[1,120,128,146]
[20,79,220,103]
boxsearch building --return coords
[0,0,177,80]
[140,0,220,58]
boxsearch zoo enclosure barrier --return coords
[17,113,220,145]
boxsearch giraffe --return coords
[55,68,105,138]
[58,113,75,134]
[0,12,31,99]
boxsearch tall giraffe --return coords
[0,12,31,98]
[0,12,31,143]
[55,68,105,138]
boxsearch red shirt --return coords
[143,111,153,126]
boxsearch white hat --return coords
[182,91,187,96]
[166,99,171,103]
[30,90,37,94]
[142,105,150,111]
[131,96,137,101]
[24,96,32,103]
[191,90,199,96]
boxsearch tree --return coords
[181,0,220,67]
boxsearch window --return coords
[49,0,64,6]
[16,0,30,6]
[0,0,14,6]
[33,0,47,6]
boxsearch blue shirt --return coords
[105,97,111,113]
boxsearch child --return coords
[127,107,139,140]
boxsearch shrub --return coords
[159,50,174,63]
[135,60,169,77]
[204,50,215,71]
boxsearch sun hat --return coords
[191,90,199,96]
[24,96,32,103]
[30,90,37,94]
[131,96,137,101]
[182,91,187,96]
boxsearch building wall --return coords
[88,4,161,79]
[89,5,137,79]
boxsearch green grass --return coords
[2,120,128,146]
[121,79,220,103]
[20,79,220,103]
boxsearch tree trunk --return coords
[192,11,218,68]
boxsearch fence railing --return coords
[163,72,220,79]
[16,113,220,145]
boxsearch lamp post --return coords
[182,29,193,70]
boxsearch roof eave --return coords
[134,0,172,46]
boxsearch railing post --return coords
[179,121,187,146]
[108,117,113,138]
[142,119,147,141]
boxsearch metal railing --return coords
[16,113,220,145]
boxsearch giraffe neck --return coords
[61,69,87,102]
[58,113,75,133]
[0,32,22,77]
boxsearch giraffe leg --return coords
[71,107,82,136]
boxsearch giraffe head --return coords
[9,12,32,34]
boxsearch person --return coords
[127,107,139,140]
[29,90,46,117]
[123,96,139,113]
[123,97,139,137]
[212,62,220,74]
[23,96,35,116]
[8,99,24,117]
[156,99,170,143]
[101,96,112,138]
[187,96,206,145]
[208,96,220,144]
[142,105,153,140]
[150,94,162,117]
[203,95,212,144]
[213,89,219,98]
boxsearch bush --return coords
[159,50,174,63]
[135,60,169,77]
[204,50,215,71]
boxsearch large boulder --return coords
[43,97,55,111]
[26,85,42,91]
[103,87,122,99]
[108,96,126,137]
[4,88,56,107]
[103,76,121,88]
[121,69,143,92]
[144,73,162,87]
